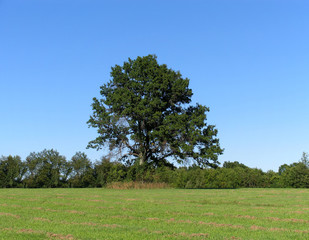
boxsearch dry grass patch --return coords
[0,212,20,218]
[147,217,160,221]
[167,218,193,224]
[18,228,41,234]
[66,210,84,214]
[47,232,74,239]
[106,181,171,189]
[169,232,209,238]
[88,199,105,202]
[111,215,136,220]
[266,217,309,223]
[61,221,121,229]
[234,215,256,219]
[250,225,309,233]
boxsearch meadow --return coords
[0,188,308,239]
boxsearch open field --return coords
[0,188,308,239]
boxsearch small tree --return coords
[25,149,67,187]
[87,55,223,168]
[71,152,92,178]
[69,152,94,187]
[0,155,25,188]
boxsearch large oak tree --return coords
[87,55,223,167]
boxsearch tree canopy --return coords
[87,55,223,168]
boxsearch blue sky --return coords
[1,0,308,171]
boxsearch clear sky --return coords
[1,0,308,171]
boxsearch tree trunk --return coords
[139,152,146,165]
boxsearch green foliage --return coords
[1,150,309,189]
[69,152,94,187]
[277,152,309,188]
[279,162,309,188]
[265,170,283,188]
[87,55,223,167]
[0,155,25,188]
[223,161,249,169]
[93,158,127,187]
[24,149,67,188]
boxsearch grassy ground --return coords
[0,188,308,239]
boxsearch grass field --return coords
[0,188,308,239]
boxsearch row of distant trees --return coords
[1,150,308,188]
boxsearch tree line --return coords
[1,149,308,188]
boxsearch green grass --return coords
[0,188,308,239]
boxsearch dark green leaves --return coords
[87,55,223,168]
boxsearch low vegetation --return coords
[1,150,309,188]
[0,188,308,239]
